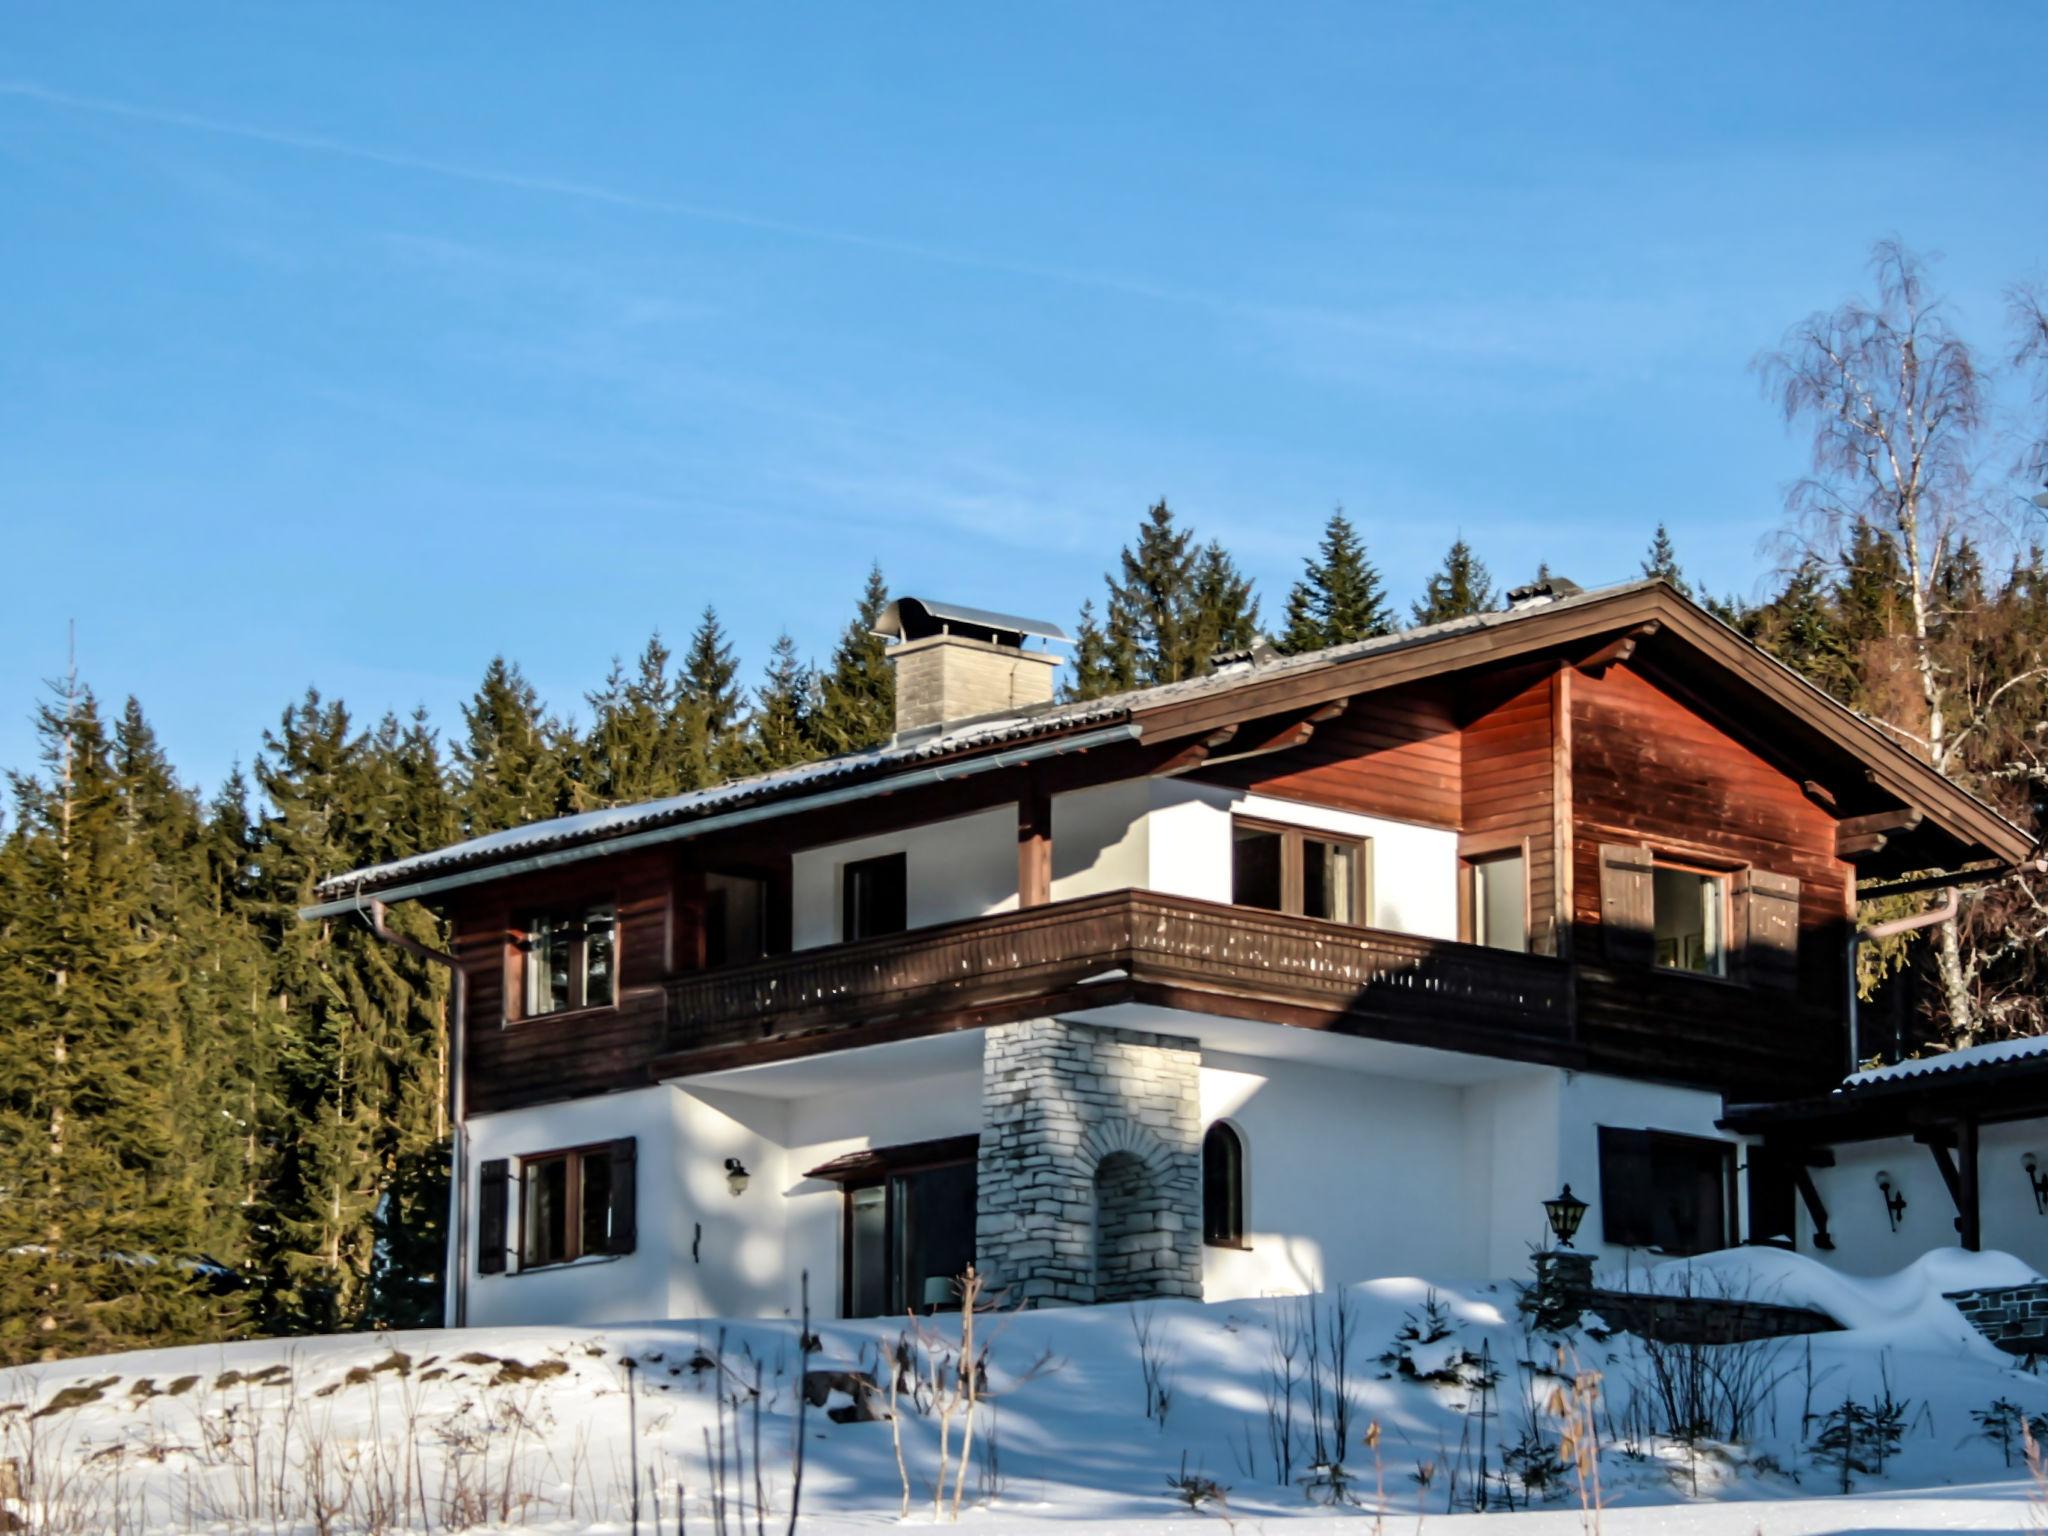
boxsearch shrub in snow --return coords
[1377,1288,1493,1390]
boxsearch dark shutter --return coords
[1597,1127,1654,1246]
[1598,843,1654,966]
[607,1138,637,1255]
[478,1159,509,1274]
[1746,1147,1798,1249]
[1738,868,1801,990]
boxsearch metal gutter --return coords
[297,723,1144,920]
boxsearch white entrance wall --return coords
[464,1036,1747,1328]
[465,1055,986,1328]
[1797,1120,2048,1278]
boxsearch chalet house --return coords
[303,579,2042,1328]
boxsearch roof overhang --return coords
[302,580,2035,918]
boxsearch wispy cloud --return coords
[0,79,1215,311]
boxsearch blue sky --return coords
[4,3,2044,794]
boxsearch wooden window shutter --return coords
[1738,868,1801,990]
[1598,843,1654,965]
[478,1159,509,1275]
[608,1138,638,1255]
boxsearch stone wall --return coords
[976,1018,1203,1306]
[1946,1283,2048,1355]
[1533,1252,1840,1345]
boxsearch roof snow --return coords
[1844,1034,2048,1090]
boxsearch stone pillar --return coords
[976,1018,1203,1306]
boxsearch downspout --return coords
[1845,888,1957,1075]
[362,899,470,1329]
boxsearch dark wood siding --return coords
[1569,662,1852,1073]
[1459,671,1559,953]
[452,848,680,1115]
[1194,684,1461,826]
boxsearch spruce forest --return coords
[4,242,2048,1365]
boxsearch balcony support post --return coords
[1018,779,1052,908]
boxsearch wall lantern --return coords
[1543,1184,1589,1248]
[1876,1170,1907,1231]
[2026,1154,2048,1217]
[723,1158,751,1197]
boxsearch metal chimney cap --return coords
[874,597,1071,647]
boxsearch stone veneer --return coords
[976,1017,1204,1306]
[1946,1282,2048,1355]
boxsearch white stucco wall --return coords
[1050,781,1151,902]
[464,1085,793,1329]
[791,806,1018,948]
[464,1055,990,1329]
[1798,1120,2048,1279]
[1198,1051,1480,1298]
[1048,778,1458,937]
[1462,1072,1567,1277]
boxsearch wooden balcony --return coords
[662,889,1578,1070]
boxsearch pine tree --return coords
[251,690,390,1332]
[453,658,572,836]
[1642,523,1692,596]
[1411,538,1497,626]
[1067,500,1261,697]
[1280,509,1390,652]
[747,634,818,772]
[681,607,746,785]
[1746,557,1853,700]
[583,633,694,806]
[812,565,897,755]
[0,684,240,1361]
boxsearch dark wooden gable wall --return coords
[1568,662,1852,1085]
[451,847,681,1116]
[1191,681,1462,826]
[1458,668,1562,955]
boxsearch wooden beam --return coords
[1917,1124,1980,1248]
[1839,807,1925,839]
[1838,831,1893,859]
[1017,777,1052,908]
[1198,701,1349,769]
[1152,726,1238,778]
[1792,1165,1835,1250]
[1802,779,1839,810]
[1572,621,1662,677]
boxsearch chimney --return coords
[875,597,1067,738]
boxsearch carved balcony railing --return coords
[663,889,1575,1061]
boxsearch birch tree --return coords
[1759,241,2048,1040]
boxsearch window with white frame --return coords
[518,903,616,1017]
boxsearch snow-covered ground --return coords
[4,1249,2044,1534]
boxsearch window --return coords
[1468,849,1528,952]
[843,1159,977,1317]
[1653,864,1727,977]
[1202,1123,1245,1246]
[519,904,616,1017]
[484,1139,636,1272]
[842,853,908,942]
[1597,1127,1735,1256]
[704,873,768,968]
[1231,821,1368,925]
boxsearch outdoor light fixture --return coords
[1543,1184,1589,1248]
[724,1157,751,1197]
[2026,1154,2048,1216]
[1876,1170,1907,1231]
